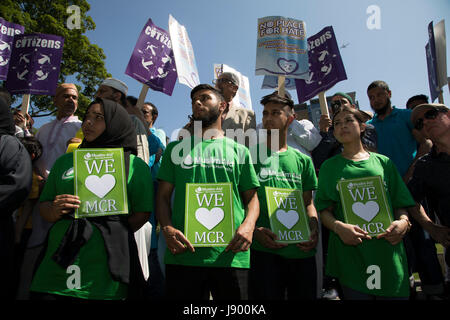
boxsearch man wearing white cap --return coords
[408,103,450,295]
[95,77,150,163]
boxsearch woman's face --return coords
[82,103,106,142]
[333,110,365,144]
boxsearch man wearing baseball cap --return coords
[408,103,450,297]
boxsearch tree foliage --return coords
[0,0,110,118]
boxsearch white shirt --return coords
[35,115,81,178]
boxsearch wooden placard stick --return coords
[278,75,286,97]
[20,93,31,128]
[318,91,330,117]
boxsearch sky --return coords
[32,0,450,140]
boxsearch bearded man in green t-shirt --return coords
[156,84,260,300]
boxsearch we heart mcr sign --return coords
[338,176,393,236]
[185,183,234,247]
[74,148,128,218]
[265,187,311,244]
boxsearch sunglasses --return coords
[414,108,447,130]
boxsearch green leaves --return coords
[0,0,110,118]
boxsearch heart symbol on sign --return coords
[276,209,299,229]
[351,201,379,222]
[85,174,116,198]
[195,208,224,230]
[277,58,299,74]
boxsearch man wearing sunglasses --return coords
[408,103,450,297]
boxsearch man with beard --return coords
[366,80,431,181]
[156,84,260,300]
[183,72,256,147]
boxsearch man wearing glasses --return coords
[408,103,450,297]
[214,72,256,147]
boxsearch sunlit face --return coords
[54,88,78,119]
[333,110,365,144]
[82,103,106,142]
[262,102,293,134]
[216,78,238,101]
[367,87,391,113]
[191,89,224,127]
[142,104,153,125]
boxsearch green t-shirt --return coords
[251,144,318,259]
[157,136,260,268]
[31,152,153,300]
[314,152,415,297]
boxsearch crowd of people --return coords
[0,72,449,301]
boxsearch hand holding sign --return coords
[162,225,195,254]
[225,219,254,253]
[253,227,288,249]
[51,194,81,220]
[334,220,372,246]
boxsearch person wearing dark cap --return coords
[408,103,450,298]
[0,96,32,300]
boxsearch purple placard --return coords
[125,19,177,96]
[0,18,25,81]
[295,26,347,104]
[426,22,440,102]
[5,33,64,95]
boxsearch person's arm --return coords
[155,180,194,254]
[403,129,432,183]
[226,188,259,253]
[320,206,371,246]
[128,212,151,232]
[296,190,319,252]
[409,204,450,247]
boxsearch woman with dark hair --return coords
[30,98,153,300]
[0,96,32,300]
[314,105,415,300]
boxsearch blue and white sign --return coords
[255,16,309,79]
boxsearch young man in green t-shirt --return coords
[156,84,260,300]
[248,91,319,300]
